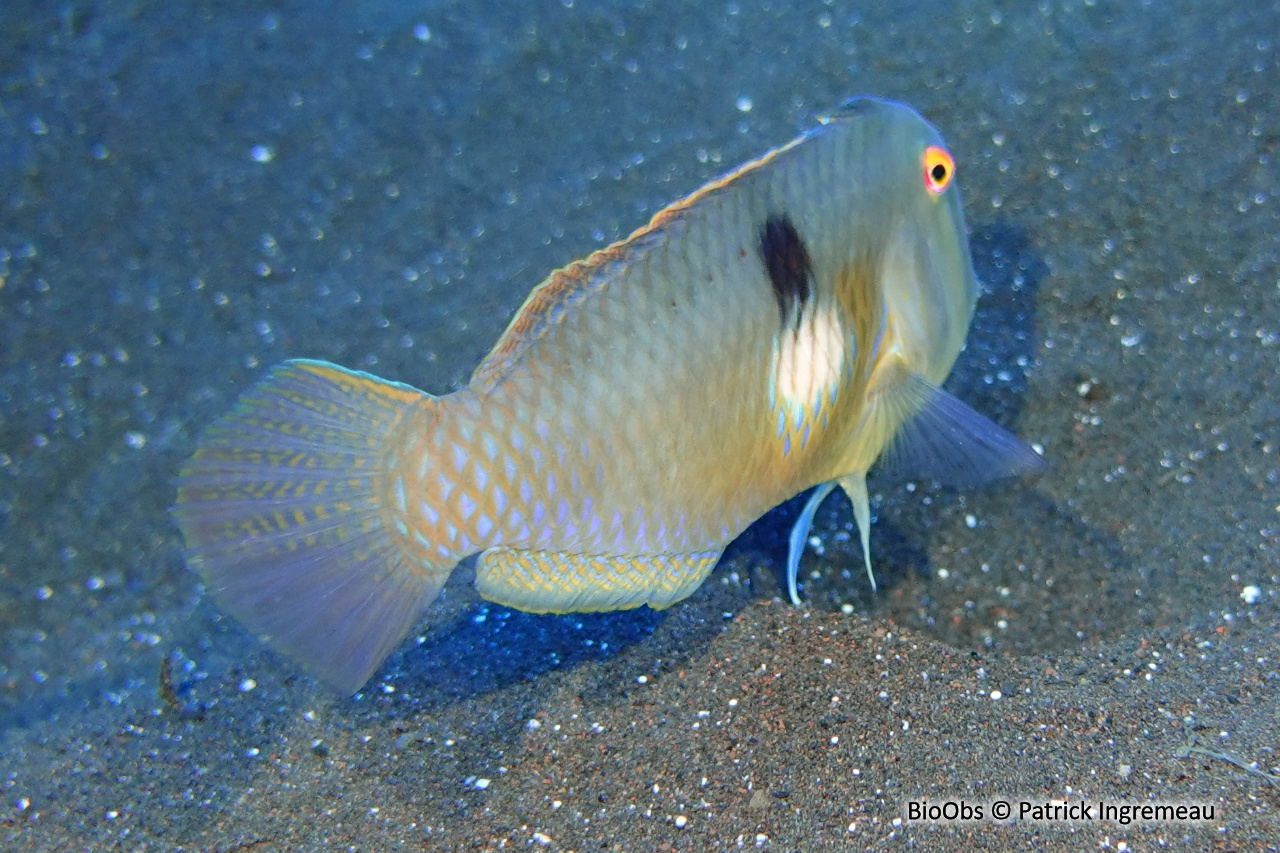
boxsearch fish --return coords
[173,97,1045,693]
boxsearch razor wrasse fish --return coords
[174,98,1045,693]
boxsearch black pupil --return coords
[930,163,948,184]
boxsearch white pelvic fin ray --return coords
[875,372,1047,487]
[786,481,837,606]
[837,472,876,592]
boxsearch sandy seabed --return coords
[1,1,1277,850]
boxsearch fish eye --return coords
[923,146,954,195]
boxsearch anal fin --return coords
[475,548,720,613]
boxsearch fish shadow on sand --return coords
[373,560,743,703]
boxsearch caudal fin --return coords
[173,359,452,693]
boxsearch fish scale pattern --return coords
[476,549,721,613]
[171,100,1039,694]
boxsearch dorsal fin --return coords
[469,244,634,393]
[469,134,810,394]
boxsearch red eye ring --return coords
[923,146,954,195]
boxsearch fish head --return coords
[860,102,979,386]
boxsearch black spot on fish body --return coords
[759,215,813,325]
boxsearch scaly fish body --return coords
[175,99,1043,692]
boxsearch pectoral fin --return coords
[874,372,1047,487]
[786,373,1045,606]
[840,372,1043,597]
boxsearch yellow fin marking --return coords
[475,549,720,613]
